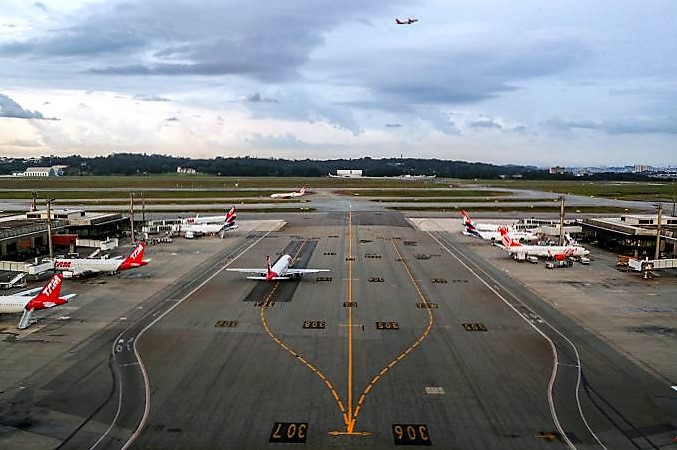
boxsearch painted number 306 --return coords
[392,424,431,446]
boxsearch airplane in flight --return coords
[0,273,76,329]
[270,186,307,199]
[54,242,150,278]
[227,254,329,281]
[461,211,537,241]
[395,17,418,24]
[499,228,590,259]
[181,206,237,225]
[181,206,238,238]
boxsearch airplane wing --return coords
[14,287,44,296]
[227,268,267,274]
[60,294,77,301]
[63,269,101,279]
[286,268,330,274]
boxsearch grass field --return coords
[0,190,302,200]
[53,198,302,206]
[372,197,556,203]
[0,175,439,190]
[334,189,510,197]
[458,179,677,202]
[386,205,642,214]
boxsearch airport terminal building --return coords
[580,214,677,258]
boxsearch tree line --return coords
[0,153,656,181]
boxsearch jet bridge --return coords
[628,257,677,278]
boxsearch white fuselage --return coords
[0,296,32,314]
[506,244,589,258]
[271,190,304,199]
[54,257,122,273]
[270,255,293,276]
[466,228,536,241]
[181,214,227,225]
[181,223,232,234]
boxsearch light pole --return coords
[129,192,136,244]
[46,198,55,259]
[655,203,663,260]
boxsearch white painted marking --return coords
[428,230,607,450]
[425,386,445,395]
[671,386,677,392]
[91,230,275,450]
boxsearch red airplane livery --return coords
[54,242,150,277]
[0,273,77,329]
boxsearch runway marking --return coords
[258,239,349,424]
[345,209,356,432]
[95,233,275,450]
[427,227,608,450]
[351,239,435,427]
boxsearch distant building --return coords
[12,166,63,177]
[330,169,363,178]
[549,166,568,175]
[633,164,651,173]
[177,166,197,174]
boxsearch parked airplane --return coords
[182,206,238,238]
[0,273,76,329]
[395,17,418,24]
[270,186,307,199]
[499,228,589,259]
[461,211,536,241]
[54,242,150,278]
[181,206,236,225]
[227,254,329,281]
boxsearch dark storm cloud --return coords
[350,38,588,106]
[1,0,401,82]
[0,93,56,120]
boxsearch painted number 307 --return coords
[392,424,432,446]
[269,422,308,443]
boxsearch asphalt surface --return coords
[0,207,675,449]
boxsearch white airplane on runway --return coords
[54,242,150,278]
[181,206,237,225]
[499,228,589,260]
[0,273,76,329]
[461,210,536,242]
[181,206,238,238]
[227,254,329,281]
[270,186,307,199]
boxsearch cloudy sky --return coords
[1,0,676,166]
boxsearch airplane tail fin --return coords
[300,186,307,195]
[26,274,67,310]
[119,242,148,270]
[225,206,237,227]
[460,210,474,226]
[499,227,520,248]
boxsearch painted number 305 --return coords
[392,424,431,446]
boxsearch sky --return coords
[0,0,676,167]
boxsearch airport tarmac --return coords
[0,211,675,449]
